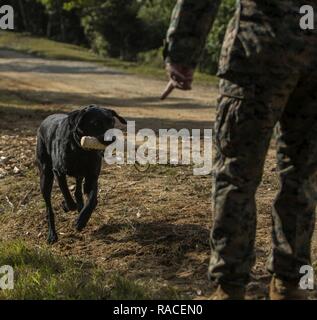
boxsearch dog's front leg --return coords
[55,172,77,212]
[75,177,84,212]
[75,176,98,231]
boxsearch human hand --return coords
[160,63,194,100]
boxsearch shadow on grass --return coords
[0,96,214,134]
[0,87,214,110]
[0,105,69,134]
[93,221,210,254]
[0,240,180,300]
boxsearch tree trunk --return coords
[18,0,28,31]
[46,15,52,38]
[58,0,66,41]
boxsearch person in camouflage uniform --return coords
[163,0,317,300]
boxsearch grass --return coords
[0,31,218,85]
[0,31,104,63]
[0,241,180,300]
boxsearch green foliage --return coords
[5,0,47,35]
[199,0,236,74]
[6,0,85,43]
[137,0,175,50]
[137,0,235,74]
[138,0,175,26]
[6,0,236,74]
[137,47,164,68]
[80,0,175,59]
[77,0,144,60]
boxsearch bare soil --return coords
[0,50,316,299]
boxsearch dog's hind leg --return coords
[55,173,77,212]
[39,164,57,244]
[75,177,84,212]
[76,176,98,231]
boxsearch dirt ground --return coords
[0,49,316,299]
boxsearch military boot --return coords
[269,276,308,300]
[208,284,245,300]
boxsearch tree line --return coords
[6,0,235,74]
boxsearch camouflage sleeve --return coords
[163,0,222,68]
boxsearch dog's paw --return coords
[75,220,87,232]
[47,232,58,244]
[61,200,77,213]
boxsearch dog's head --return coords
[68,105,127,146]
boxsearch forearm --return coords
[164,0,222,68]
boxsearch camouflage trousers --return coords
[209,1,317,286]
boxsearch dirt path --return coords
[0,49,216,129]
[0,50,316,299]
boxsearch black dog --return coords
[36,105,127,244]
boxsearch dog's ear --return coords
[68,108,88,131]
[110,110,127,125]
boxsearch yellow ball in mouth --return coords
[80,136,106,150]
